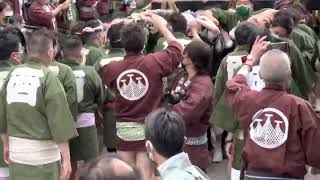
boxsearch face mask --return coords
[271,34,284,43]
[236,5,252,18]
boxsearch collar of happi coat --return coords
[234,45,250,52]
[108,48,126,56]
[63,58,81,66]
[0,60,14,67]
[157,152,193,177]
[263,83,285,91]
[124,51,144,58]
[173,32,188,39]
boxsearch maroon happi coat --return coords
[100,41,183,151]
[225,74,320,178]
[171,73,214,170]
[28,1,56,30]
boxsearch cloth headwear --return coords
[82,25,104,33]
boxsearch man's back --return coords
[0,59,77,143]
[225,74,320,178]
[101,41,182,123]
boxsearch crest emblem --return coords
[250,108,289,149]
[116,69,149,101]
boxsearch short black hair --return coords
[272,12,295,35]
[145,108,186,159]
[62,38,83,57]
[82,20,103,44]
[248,27,271,51]
[27,28,55,56]
[107,22,124,49]
[184,40,212,74]
[167,12,187,33]
[121,23,146,53]
[0,28,21,60]
[274,9,298,25]
[235,22,257,46]
[79,154,141,180]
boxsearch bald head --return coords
[79,154,141,180]
[259,49,291,84]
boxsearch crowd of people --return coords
[0,0,320,179]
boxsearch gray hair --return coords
[259,49,291,84]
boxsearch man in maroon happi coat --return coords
[225,37,320,180]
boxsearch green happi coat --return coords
[84,44,108,66]
[63,59,106,161]
[0,59,78,180]
[289,28,316,67]
[0,60,15,171]
[94,49,125,70]
[95,49,124,150]
[211,41,311,170]
[296,23,320,71]
[212,46,249,170]
[153,32,192,52]
[49,61,78,121]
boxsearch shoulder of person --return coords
[191,75,214,89]
[56,62,73,71]
[163,168,196,180]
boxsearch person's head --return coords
[167,12,187,33]
[0,1,13,26]
[62,38,83,64]
[235,22,258,46]
[82,20,107,47]
[271,11,296,38]
[79,154,141,180]
[121,23,146,54]
[27,28,56,65]
[0,28,23,63]
[145,108,186,164]
[235,0,254,18]
[107,22,124,49]
[290,3,307,22]
[182,40,212,75]
[259,49,291,86]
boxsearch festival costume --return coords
[100,41,182,151]
[0,59,78,180]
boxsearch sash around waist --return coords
[76,113,96,128]
[245,171,304,180]
[116,122,145,142]
[9,136,60,166]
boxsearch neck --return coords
[155,153,168,168]
[65,56,81,64]
[265,81,286,89]
[29,55,50,66]
[186,67,197,79]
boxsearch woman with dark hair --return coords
[167,40,214,171]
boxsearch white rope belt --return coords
[9,136,60,166]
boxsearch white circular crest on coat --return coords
[249,107,289,149]
[116,69,149,101]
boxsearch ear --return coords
[10,52,21,64]
[145,140,153,152]
[182,136,187,149]
[259,71,262,79]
